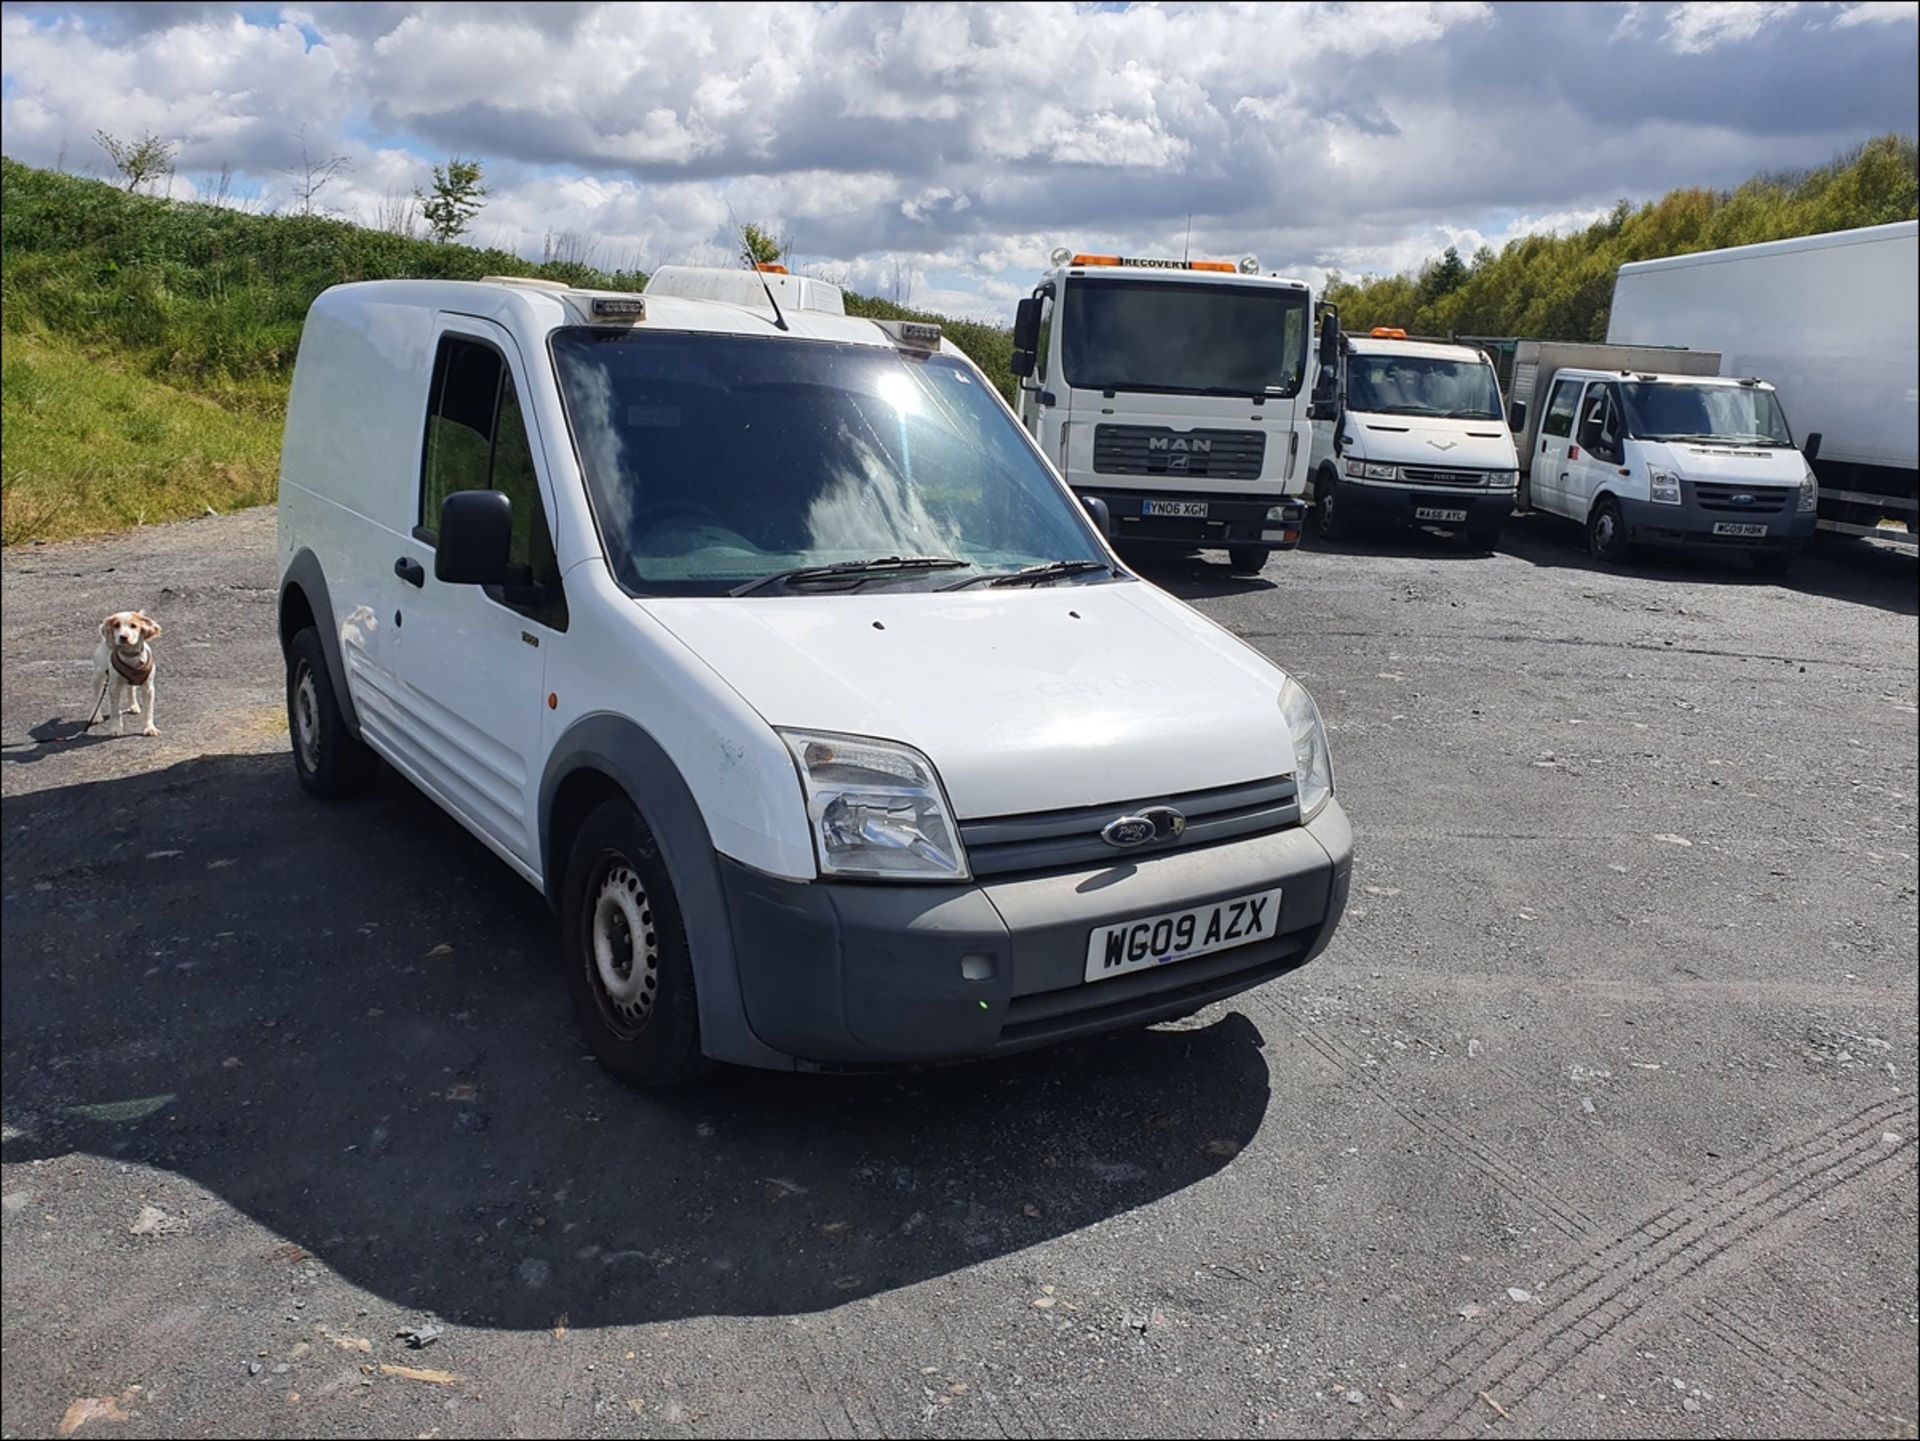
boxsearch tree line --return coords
[1324,134,1918,342]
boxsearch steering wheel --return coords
[641,502,730,533]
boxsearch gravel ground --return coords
[3,509,1915,1440]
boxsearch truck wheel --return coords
[1226,545,1270,575]
[560,798,706,1089]
[1748,550,1796,577]
[1588,497,1631,564]
[286,628,377,799]
[1314,477,1350,541]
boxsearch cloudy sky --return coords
[2,1,1915,319]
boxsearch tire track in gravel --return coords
[1278,999,1600,1241]
[1684,1297,1891,1435]
[1360,1092,1916,1438]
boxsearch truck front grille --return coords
[960,775,1299,879]
[1092,425,1266,481]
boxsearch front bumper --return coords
[1621,490,1817,551]
[1081,489,1306,550]
[724,799,1352,1067]
[1333,478,1515,531]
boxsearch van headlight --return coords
[1798,467,1818,513]
[1648,468,1682,505]
[780,730,969,881]
[1343,459,1397,481]
[1278,677,1333,822]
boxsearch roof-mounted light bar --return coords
[590,296,647,321]
[1370,326,1408,339]
[877,319,942,351]
[1064,253,1255,274]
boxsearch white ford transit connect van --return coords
[275,274,1352,1086]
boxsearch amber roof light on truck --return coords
[1051,248,1262,276]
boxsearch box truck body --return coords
[1607,221,1918,544]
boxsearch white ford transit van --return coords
[275,275,1352,1086]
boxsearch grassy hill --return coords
[0,158,1015,543]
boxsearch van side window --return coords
[418,334,568,629]
[1542,378,1581,438]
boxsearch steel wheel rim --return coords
[1320,489,1336,529]
[294,664,320,771]
[1594,508,1617,553]
[590,860,659,1037]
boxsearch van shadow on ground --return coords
[0,753,1272,1331]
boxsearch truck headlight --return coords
[1798,467,1818,513]
[1648,468,1682,505]
[1278,677,1333,822]
[1344,459,1396,481]
[780,730,968,881]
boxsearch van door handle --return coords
[394,557,425,588]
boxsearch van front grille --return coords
[1691,481,1791,514]
[960,775,1299,879]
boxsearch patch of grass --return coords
[1,331,283,544]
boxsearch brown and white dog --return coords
[89,611,163,737]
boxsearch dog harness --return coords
[111,647,154,687]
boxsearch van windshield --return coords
[1618,383,1794,447]
[1347,353,1503,420]
[549,330,1110,596]
[1060,279,1307,397]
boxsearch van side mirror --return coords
[435,490,513,586]
[1802,431,1822,464]
[1508,400,1527,432]
[1010,296,1041,379]
[1081,494,1112,536]
[1306,361,1338,421]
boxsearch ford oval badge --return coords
[1100,806,1187,848]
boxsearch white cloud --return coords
[1663,1,1801,53]
[1,2,1912,316]
[1831,0,1919,26]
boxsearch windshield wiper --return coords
[731,556,967,596]
[944,559,1116,590]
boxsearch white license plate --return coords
[1416,507,1469,522]
[1085,888,1284,984]
[1712,522,1769,537]
[1144,500,1208,518]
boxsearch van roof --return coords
[307,278,910,351]
[1553,367,1771,389]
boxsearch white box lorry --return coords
[1008,250,1313,575]
[1607,221,1918,546]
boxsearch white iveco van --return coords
[276,271,1352,1086]
[1306,325,1519,547]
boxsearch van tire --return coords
[286,628,377,798]
[560,798,706,1089]
[1588,497,1631,564]
[1226,545,1269,575]
[1314,475,1350,541]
